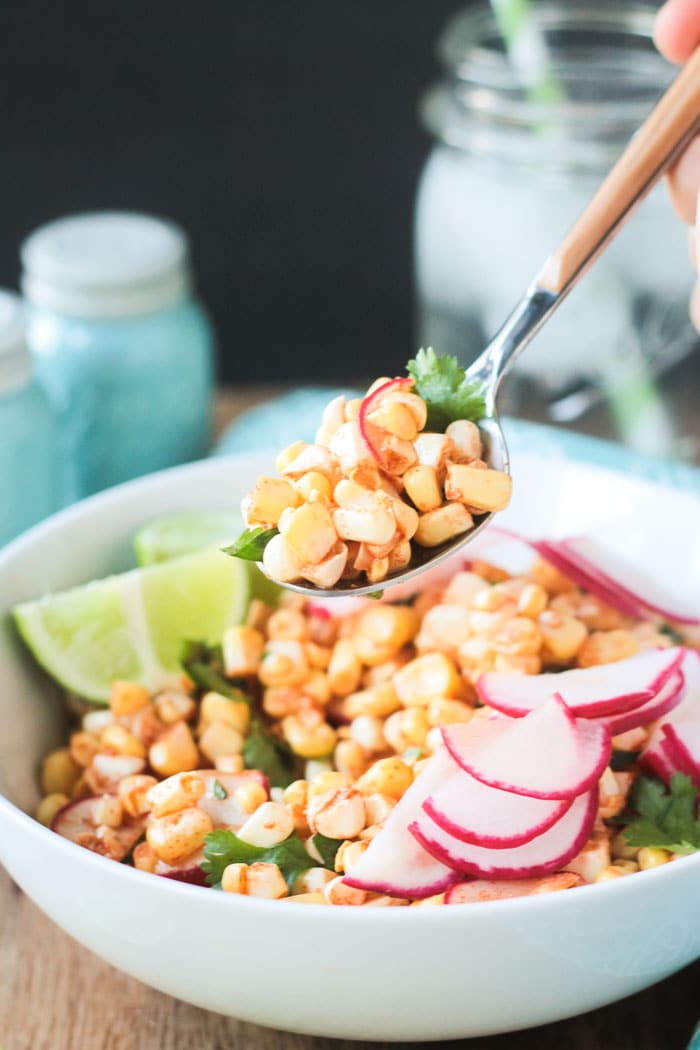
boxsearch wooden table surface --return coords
[2,383,700,1050]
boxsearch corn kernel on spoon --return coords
[273,46,700,598]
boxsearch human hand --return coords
[655,0,700,328]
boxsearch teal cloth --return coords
[214,387,361,456]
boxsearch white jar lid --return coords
[0,290,31,393]
[21,211,192,319]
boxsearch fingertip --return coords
[654,0,700,63]
[667,136,700,224]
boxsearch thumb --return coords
[655,0,700,63]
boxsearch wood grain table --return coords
[2,383,700,1050]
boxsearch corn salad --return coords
[240,377,512,588]
[38,555,693,904]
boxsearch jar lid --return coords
[20,211,192,318]
[0,290,31,393]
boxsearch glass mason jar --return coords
[22,212,215,506]
[0,291,57,546]
[415,2,695,442]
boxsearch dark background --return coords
[0,1,464,383]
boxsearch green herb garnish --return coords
[202,829,316,889]
[407,348,486,431]
[180,639,251,702]
[311,833,344,870]
[624,773,700,855]
[212,779,228,800]
[222,527,278,562]
[366,590,383,600]
[243,719,298,788]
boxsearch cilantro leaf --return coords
[222,527,278,562]
[624,773,700,855]
[407,348,486,431]
[212,779,228,800]
[243,719,298,788]
[179,639,251,702]
[202,829,315,889]
[312,833,344,870]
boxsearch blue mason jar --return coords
[0,291,57,546]
[21,212,215,505]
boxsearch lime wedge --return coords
[13,548,252,704]
[134,509,282,608]
[133,510,242,566]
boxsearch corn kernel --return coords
[215,754,245,773]
[334,839,369,873]
[35,792,69,827]
[394,652,463,706]
[41,748,81,795]
[199,720,245,763]
[148,722,199,778]
[403,464,442,512]
[308,787,366,839]
[324,875,367,906]
[517,583,548,619]
[234,780,269,815]
[638,847,671,870]
[259,641,309,687]
[539,611,587,664]
[69,731,101,768]
[356,757,413,799]
[275,440,308,474]
[199,692,251,735]
[333,739,369,778]
[132,842,158,874]
[100,723,147,759]
[147,807,214,865]
[295,471,333,502]
[154,691,197,725]
[118,773,159,817]
[414,503,473,547]
[292,867,335,894]
[348,714,388,753]
[444,464,512,512]
[94,795,123,827]
[222,862,248,894]
[355,605,420,649]
[343,682,401,719]
[578,630,641,668]
[238,801,294,847]
[222,625,266,676]
[109,680,151,717]
[363,792,396,826]
[241,475,301,527]
[146,771,205,818]
[282,716,337,759]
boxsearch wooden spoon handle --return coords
[538,47,700,295]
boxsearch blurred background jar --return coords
[0,291,56,546]
[415,1,697,457]
[22,212,215,506]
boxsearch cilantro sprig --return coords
[243,719,298,788]
[624,773,700,855]
[407,348,486,431]
[202,829,317,890]
[180,639,251,702]
[223,526,278,562]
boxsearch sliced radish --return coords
[445,872,583,904]
[442,696,611,800]
[342,749,460,899]
[532,540,647,620]
[424,761,572,848]
[591,670,685,737]
[639,651,700,782]
[52,797,146,860]
[559,536,700,626]
[478,647,685,718]
[155,848,209,886]
[661,723,700,786]
[410,788,598,879]
[196,769,270,829]
[358,376,414,465]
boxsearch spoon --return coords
[280,46,700,598]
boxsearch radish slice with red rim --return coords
[154,848,209,885]
[424,761,572,848]
[558,536,700,626]
[589,669,685,737]
[410,788,598,879]
[52,797,146,860]
[443,695,611,800]
[357,376,414,466]
[342,749,460,899]
[661,723,700,787]
[532,540,647,619]
[478,647,685,718]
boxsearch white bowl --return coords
[1,439,700,1041]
